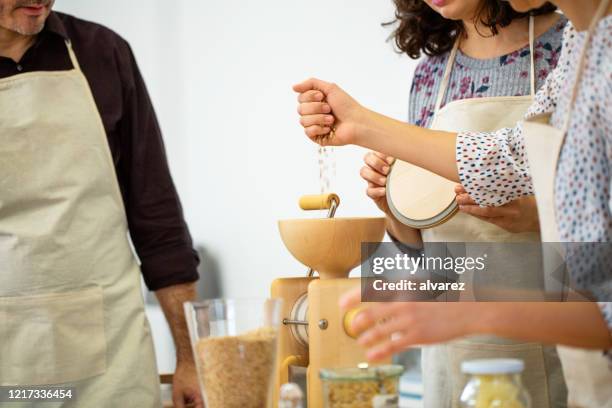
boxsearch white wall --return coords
[54,0,418,369]
[179,1,416,298]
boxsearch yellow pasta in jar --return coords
[460,359,530,408]
[473,375,526,408]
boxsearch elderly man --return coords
[0,1,202,407]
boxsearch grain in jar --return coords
[195,327,278,408]
[320,365,403,408]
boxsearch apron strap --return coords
[434,15,536,113]
[434,40,459,114]
[64,40,82,72]
[561,0,610,133]
[528,14,536,97]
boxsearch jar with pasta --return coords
[320,365,403,408]
[460,359,531,408]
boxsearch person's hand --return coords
[361,151,395,214]
[293,78,368,146]
[455,186,540,233]
[362,151,423,246]
[172,360,204,408]
[339,288,478,361]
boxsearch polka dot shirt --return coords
[456,19,612,348]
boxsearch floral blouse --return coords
[456,19,612,345]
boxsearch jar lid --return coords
[319,365,404,381]
[461,359,525,375]
[386,159,459,228]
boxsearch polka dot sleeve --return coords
[455,27,572,207]
[456,125,534,206]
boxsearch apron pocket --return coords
[0,287,107,385]
[448,338,550,408]
[557,346,612,408]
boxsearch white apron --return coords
[0,41,161,407]
[420,17,567,408]
[522,1,612,406]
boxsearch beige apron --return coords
[523,1,612,406]
[0,41,161,407]
[420,17,567,408]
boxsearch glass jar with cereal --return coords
[320,365,403,408]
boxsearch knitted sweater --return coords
[408,16,567,127]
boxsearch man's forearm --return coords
[155,282,198,363]
[356,109,460,183]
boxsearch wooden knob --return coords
[343,307,364,339]
[299,194,340,211]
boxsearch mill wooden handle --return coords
[299,194,340,211]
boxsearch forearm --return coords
[386,216,423,248]
[356,109,460,182]
[475,302,612,349]
[155,282,198,363]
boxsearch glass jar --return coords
[184,299,283,408]
[320,365,404,408]
[460,359,531,408]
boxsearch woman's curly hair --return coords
[387,0,557,59]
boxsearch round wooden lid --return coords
[386,159,458,229]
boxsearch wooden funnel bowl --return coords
[278,217,386,279]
